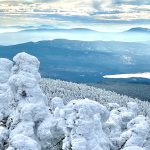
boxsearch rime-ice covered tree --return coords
[0,58,13,149]
[56,98,111,150]
[0,52,64,150]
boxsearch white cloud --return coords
[1,0,150,27]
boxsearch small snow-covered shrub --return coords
[57,99,110,150]
[120,115,150,150]
[0,52,149,150]
[105,102,150,150]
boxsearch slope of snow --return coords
[0,52,149,150]
[103,72,150,79]
[40,78,150,117]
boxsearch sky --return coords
[1,0,150,32]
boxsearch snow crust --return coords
[0,52,149,150]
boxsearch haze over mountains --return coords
[1,26,150,45]
[19,26,150,34]
[19,28,98,33]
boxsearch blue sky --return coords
[1,0,150,31]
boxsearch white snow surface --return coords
[0,52,149,150]
[103,72,150,79]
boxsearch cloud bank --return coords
[0,0,150,28]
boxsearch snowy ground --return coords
[103,72,150,79]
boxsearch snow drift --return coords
[0,52,149,150]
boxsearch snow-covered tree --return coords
[0,52,63,150]
[57,98,110,150]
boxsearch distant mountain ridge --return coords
[18,26,150,34]
[1,26,150,45]
[0,39,150,83]
[18,27,99,33]
[2,39,150,54]
[125,27,150,33]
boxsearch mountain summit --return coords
[126,27,150,33]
